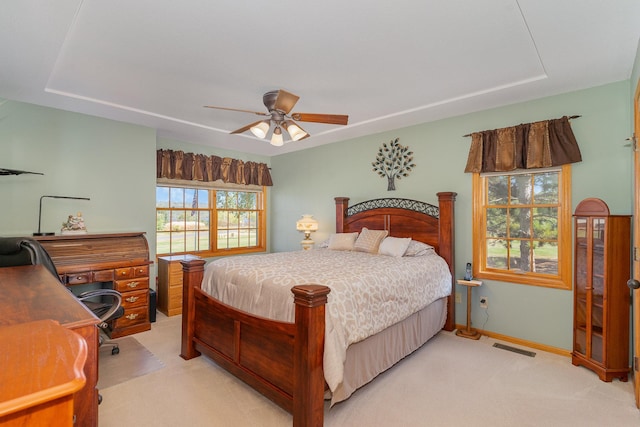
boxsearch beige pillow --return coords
[379,236,412,257]
[327,232,359,251]
[404,240,435,257]
[354,227,388,253]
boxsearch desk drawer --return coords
[66,272,92,285]
[115,265,149,280]
[121,289,148,309]
[114,278,149,292]
[113,306,148,329]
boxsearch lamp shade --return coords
[250,121,270,139]
[296,214,318,232]
[283,120,308,141]
[270,126,284,146]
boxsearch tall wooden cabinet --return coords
[572,198,631,382]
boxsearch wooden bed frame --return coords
[180,192,456,427]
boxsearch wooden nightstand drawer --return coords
[114,277,149,292]
[122,289,148,308]
[158,255,200,316]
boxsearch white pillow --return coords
[404,240,435,257]
[379,237,412,257]
[327,232,359,251]
[354,227,388,253]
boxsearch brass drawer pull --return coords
[75,276,87,281]
[127,281,139,288]
[125,313,139,320]
[125,296,139,303]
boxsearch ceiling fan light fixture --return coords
[250,120,270,139]
[283,120,308,141]
[270,126,284,146]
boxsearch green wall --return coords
[1,78,634,352]
[0,100,158,282]
[270,81,633,351]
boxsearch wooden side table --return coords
[456,279,482,340]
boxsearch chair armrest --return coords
[77,289,122,323]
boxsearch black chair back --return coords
[0,237,61,281]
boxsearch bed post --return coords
[436,192,457,331]
[335,197,349,232]
[180,258,206,360]
[292,284,331,427]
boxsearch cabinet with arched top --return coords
[572,198,631,382]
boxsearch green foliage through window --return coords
[156,185,264,256]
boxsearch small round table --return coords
[455,279,482,340]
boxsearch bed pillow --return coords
[404,240,435,257]
[353,227,388,253]
[327,232,359,251]
[378,236,412,257]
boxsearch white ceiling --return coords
[2,1,639,156]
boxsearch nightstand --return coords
[456,279,482,340]
[157,254,201,316]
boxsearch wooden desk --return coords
[0,265,100,426]
[35,232,152,338]
[0,319,87,426]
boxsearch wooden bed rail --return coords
[180,257,330,427]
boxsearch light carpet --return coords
[98,313,640,426]
[97,336,165,389]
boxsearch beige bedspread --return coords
[201,248,452,394]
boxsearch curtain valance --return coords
[156,149,273,186]
[464,116,582,173]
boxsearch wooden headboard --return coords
[335,192,457,330]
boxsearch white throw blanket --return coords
[200,249,452,395]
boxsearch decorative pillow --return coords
[404,240,435,257]
[327,232,359,251]
[353,227,388,253]
[379,237,412,257]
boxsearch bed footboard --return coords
[180,258,330,427]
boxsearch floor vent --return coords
[493,343,536,357]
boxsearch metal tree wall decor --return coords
[372,137,415,191]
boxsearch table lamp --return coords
[296,215,318,250]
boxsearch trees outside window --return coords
[472,165,571,289]
[156,186,266,257]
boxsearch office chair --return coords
[0,236,124,355]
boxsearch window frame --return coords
[156,180,267,258]
[471,164,572,289]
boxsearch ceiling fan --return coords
[204,89,349,146]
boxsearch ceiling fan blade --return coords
[204,105,270,117]
[290,113,349,125]
[273,90,300,114]
[230,120,268,135]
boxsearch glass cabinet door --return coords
[574,217,588,357]
[590,217,606,363]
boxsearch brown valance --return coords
[156,149,273,186]
[464,116,582,173]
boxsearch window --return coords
[471,165,571,289]
[156,185,266,257]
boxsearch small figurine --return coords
[61,212,88,234]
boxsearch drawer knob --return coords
[127,281,139,288]
[76,276,86,281]
[125,313,139,320]
[125,296,139,303]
